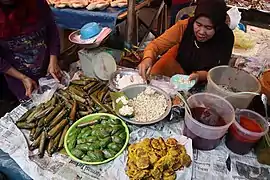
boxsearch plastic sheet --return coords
[0,150,32,180]
[51,7,126,30]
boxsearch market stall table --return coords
[1,90,270,179]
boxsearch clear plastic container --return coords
[183,93,235,150]
[225,109,269,155]
[207,65,261,109]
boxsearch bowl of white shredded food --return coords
[109,68,145,91]
[118,84,172,125]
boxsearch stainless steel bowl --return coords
[118,84,172,125]
[109,68,146,92]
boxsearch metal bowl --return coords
[109,68,146,92]
[118,84,172,125]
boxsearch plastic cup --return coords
[183,93,235,150]
[225,109,269,155]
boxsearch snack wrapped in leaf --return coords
[110,92,134,117]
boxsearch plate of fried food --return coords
[101,129,193,180]
[126,137,192,180]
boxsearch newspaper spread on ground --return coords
[0,105,270,180]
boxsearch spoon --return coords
[176,92,192,115]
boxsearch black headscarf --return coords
[177,0,234,74]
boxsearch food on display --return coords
[129,87,168,122]
[15,75,114,158]
[126,137,191,180]
[233,28,256,49]
[227,0,270,11]
[115,73,144,90]
[47,0,128,10]
[225,110,269,155]
[47,0,89,8]
[66,115,128,163]
[110,0,127,8]
[183,106,228,150]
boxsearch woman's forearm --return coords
[5,67,27,81]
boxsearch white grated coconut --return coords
[116,74,144,89]
[129,87,168,122]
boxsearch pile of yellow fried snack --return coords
[126,137,192,180]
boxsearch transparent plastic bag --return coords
[31,71,70,106]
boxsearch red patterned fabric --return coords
[0,0,40,38]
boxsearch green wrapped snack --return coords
[88,142,101,151]
[111,125,124,135]
[96,128,110,139]
[107,142,122,152]
[76,144,91,152]
[69,128,80,137]
[86,136,98,143]
[71,149,85,159]
[77,133,84,139]
[91,129,99,137]
[108,118,121,125]
[112,135,124,145]
[93,124,103,129]
[81,129,92,139]
[87,150,105,162]
[100,119,110,126]
[99,137,112,149]
[102,149,117,159]
[82,155,94,162]
[118,132,126,140]
[77,138,87,145]
[81,126,91,134]
[114,129,125,136]
[67,135,77,150]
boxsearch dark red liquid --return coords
[183,107,226,150]
[225,116,264,155]
[191,107,226,127]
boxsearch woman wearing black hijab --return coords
[138,0,234,81]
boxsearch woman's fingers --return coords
[50,72,60,82]
[188,73,199,81]
[23,77,38,97]
[138,58,152,80]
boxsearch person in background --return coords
[138,0,234,81]
[0,0,61,101]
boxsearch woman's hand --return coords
[21,76,38,97]
[138,58,153,80]
[48,55,62,82]
[189,72,200,81]
[189,71,208,82]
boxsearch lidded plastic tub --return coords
[183,93,235,150]
[226,109,269,155]
[207,66,261,109]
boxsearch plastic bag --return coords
[227,7,241,30]
[31,71,70,106]
[233,28,256,49]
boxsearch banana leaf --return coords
[110,92,134,117]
